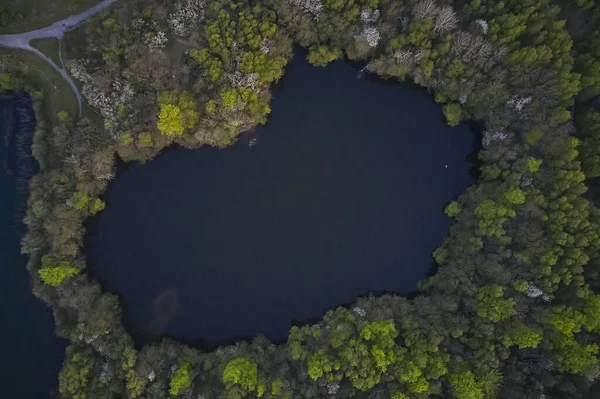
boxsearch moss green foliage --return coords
[71,191,91,209]
[138,132,153,147]
[475,285,516,322]
[444,201,461,217]
[502,322,542,349]
[169,362,192,396]
[526,158,542,173]
[9,0,600,397]
[58,346,94,399]
[504,187,526,205]
[474,200,516,238]
[307,45,343,67]
[442,103,462,126]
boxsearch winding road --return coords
[0,0,120,115]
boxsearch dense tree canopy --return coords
[2,0,600,397]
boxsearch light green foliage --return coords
[90,198,106,215]
[526,158,542,173]
[391,393,409,399]
[444,201,462,217]
[223,357,258,392]
[503,322,542,349]
[475,285,516,322]
[551,305,585,337]
[582,294,600,332]
[504,187,526,205]
[221,88,239,107]
[157,103,183,135]
[448,371,484,399]
[122,348,145,398]
[513,280,528,292]
[271,378,281,395]
[72,191,91,209]
[206,100,217,114]
[551,333,599,373]
[138,132,153,147]
[474,200,516,238]
[169,362,192,396]
[120,132,134,145]
[257,383,265,397]
[478,370,503,399]
[190,48,224,82]
[38,255,79,286]
[397,361,428,393]
[307,45,343,67]
[307,349,335,380]
[443,103,462,126]
[157,91,199,136]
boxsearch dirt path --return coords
[0,0,120,116]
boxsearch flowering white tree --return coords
[144,31,168,51]
[414,0,437,19]
[434,5,458,34]
[356,26,381,47]
[67,60,135,134]
[452,32,494,65]
[482,131,507,148]
[227,72,260,89]
[507,95,532,112]
[169,0,206,37]
[291,0,323,19]
[475,19,489,34]
[355,8,381,47]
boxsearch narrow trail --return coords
[0,0,120,116]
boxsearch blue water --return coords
[87,54,477,344]
[0,94,65,397]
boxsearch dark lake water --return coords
[87,54,476,345]
[0,94,65,397]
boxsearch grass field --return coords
[0,0,104,34]
[30,38,63,68]
[0,48,78,121]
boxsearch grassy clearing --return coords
[0,0,104,34]
[30,38,62,67]
[0,48,78,122]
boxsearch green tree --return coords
[445,201,462,217]
[170,362,192,396]
[443,103,462,126]
[504,187,526,205]
[90,198,106,215]
[475,285,516,322]
[502,322,542,349]
[448,371,484,399]
[307,45,343,67]
[38,256,79,286]
[72,191,91,210]
[223,357,258,392]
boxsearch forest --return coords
[2,0,600,397]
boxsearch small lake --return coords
[0,94,65,397]
[87,53,476,345]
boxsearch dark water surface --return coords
[0,94,65,397]
[87,54,476,344]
